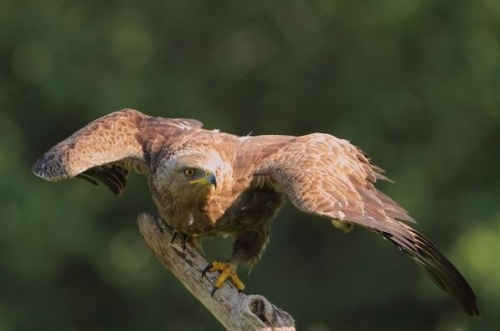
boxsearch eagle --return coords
[32,109,479,316]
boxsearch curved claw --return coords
[170,231,180,244]
[171,231,189,249]
[201,261,245,296]
[201,262,214,278]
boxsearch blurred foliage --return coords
[1,0,499,330]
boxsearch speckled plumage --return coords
[33,109,479,316]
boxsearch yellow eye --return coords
[184,168,196,177]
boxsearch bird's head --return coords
[156,150,229,200]
[181,166,217,189]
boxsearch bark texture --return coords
[137,213,296,331]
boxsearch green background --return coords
[1,0,499,330]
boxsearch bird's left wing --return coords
[243,133,479,317]
[32,109,203,194]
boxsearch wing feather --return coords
[246,133,479,317]
[32,109,203,194]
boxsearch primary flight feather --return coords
[32,109,479,316]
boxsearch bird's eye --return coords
[184,168,196,177]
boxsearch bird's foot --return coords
[331,219,353,233]
[171,231,189,250]
[201,261,245,296]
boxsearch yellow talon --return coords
[202,261,245,293]
[332,219,354,233]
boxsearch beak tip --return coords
[208,172,217,188]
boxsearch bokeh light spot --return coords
[111,25,153,68]
[11,40,52,83]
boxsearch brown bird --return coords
[32,109,479,316]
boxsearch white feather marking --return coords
[173,120,194,130]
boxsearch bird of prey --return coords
[32,109,479,316]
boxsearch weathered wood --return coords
[137,213,296,331]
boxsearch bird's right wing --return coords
[32,109,203,194]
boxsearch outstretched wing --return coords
[32,109,203,194]
[245,133,479,317]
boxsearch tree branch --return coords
[137,213,296,331]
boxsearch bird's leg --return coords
[201,231,265,295]
[155,218,189,249]
[202,259,244,296]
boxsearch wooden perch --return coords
[137,213,296,331]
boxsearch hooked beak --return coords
[190,171,217,189]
